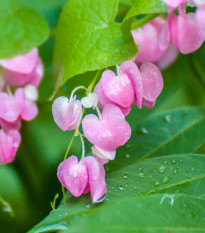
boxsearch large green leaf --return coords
[112,107,205,170]
[53,0,137,91]
[0,0,49,58]
[29,154,205,232]
[68,194,205,232]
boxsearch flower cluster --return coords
[53,1,205,203]
[0,48,44,164]
[52,60,163,202]
[131,0,205,69]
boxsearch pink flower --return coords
[196,6,205,30]
[82,104,131,152]
[0,118,21,131]
[0,88,25,122]
[95,70,134,116]
[119,61,163,109]
[57,155,107,202]
[0,129,21,164]
[168,5,205,54]
[162,0,187,8]
[52,96,82,131]
[0,48,44,87]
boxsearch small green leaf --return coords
[123,0,167,22]
[29,154,205,232]
[69,194,205,232]
[53,0,137,92]
[0,1,49,58]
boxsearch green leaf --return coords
[123,0,167,22]
[29,154,205,232]
[114,107,205,170]
[53,0,137,92]
[0,1,49,58]
[69,194,205,232]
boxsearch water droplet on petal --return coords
[95,193,106,203]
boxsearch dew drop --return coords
[191,167,195,172]
[154,181,160,187]
[125,183,128,187]
[136,127,148,135]
[134,186,138,190]
[95,193,106,203]
[139,172,145,178]
[138,167,143,171]
[162,176,170,184]
[162,115,171,123]
[171,159,177,164]
[124,174,128,179]
[173,168,178,174]
[106,198,109,201]
[164,160,168,164]
[3,206,12,213]
[126,144,131,148]
[119,185,124,191]
[115,188,118,192]
[158,165,166,174]
[192,158,196,162]
[125,154,130,158]
[86,204,91,208]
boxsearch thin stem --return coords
[131,13,160,30]
[96,106,102,120]
[70,86,87,99]
[63,133,76,160]
[79,134,85,159]
[87,70,102,93]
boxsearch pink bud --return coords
[82,104,131,151]
[57,156,88,197]
[52,96,82,131]
[0,88,25,122]
[0,129,21,164]
[21,100,38,121]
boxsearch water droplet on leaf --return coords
[139,172,145,178]
[171,159,177,164]
[136,127,148,135]
[162,115,171,123]
[86,204,91,208]
[162,176,170,184]
[154,181,160,187]
[158,165,166,174]
[119,185,124,191]
[123,174,128,179]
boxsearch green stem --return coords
[131,13,160,30]
[63,133,76,160]
[87,69,102,93]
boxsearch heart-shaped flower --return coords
[0,129,21,164]
[162,0,187,8]
[0,88,25,122]
[57,155,88,197]
[52,96,82,131]
[82,104,131,151]
[57,155,107,202]
[169,8,205,54]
